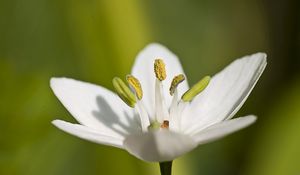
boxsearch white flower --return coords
[51,43,267,162]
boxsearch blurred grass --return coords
[243,79,300,175]
[0,0,155,174]
[1,0,299,175]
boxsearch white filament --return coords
[169,89,179,131]
[135,100,150,132]
[155,79,169,122]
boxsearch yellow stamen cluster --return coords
[113,56,211,131]
[169,74,185,96]
[126,75,143,100]
[154,59,166,81]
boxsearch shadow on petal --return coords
[92,95,140,137]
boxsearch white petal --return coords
[192,115,256,145]
[182,53,266,133]
[131,43,189,117]
[123,130,197,162]
[52,120,124,149]
[50,77,139,138]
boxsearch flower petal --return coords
[50,77,139,138]
[131,43,189,117]
[123,130,197,162]
[52,120,124,149]
[192,115,256,145]
[182,53,266,133]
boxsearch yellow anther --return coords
[169,74,185,95]
[112,77,136,107]
[126,75,143,100]
[182,76,211,102]
[154,59,166,81]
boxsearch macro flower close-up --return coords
[51,43,266,174]
[2,1,300,175]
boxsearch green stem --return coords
[159,161,173,175]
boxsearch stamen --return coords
[154,59,166,81]
[177,100,188,125]
[169,74,186,131]
[112,77,136,107]
[170,89,179,115]
[136,100,150,132]
[155,79,169,122]
[125,75,149,132]
[169,74,185,96]
[182,76,211,102]
[126,75,143,100]
[169,89,179,130]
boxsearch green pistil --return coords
[148,121,161,131]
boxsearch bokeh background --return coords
[0,0,299,174]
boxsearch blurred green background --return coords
[0,0,299,174]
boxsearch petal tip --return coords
[252,52,267,65]
[144,42,167,50]
[247,115,257,123]
[141,43,176,59]
[192,115,258,145]
[50,76,70,83]
[50,77,67,89]
[51,119,65,128]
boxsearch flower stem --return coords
[159,161,173,175]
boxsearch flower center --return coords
[161,120,170,129]
[112,58,211,132]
